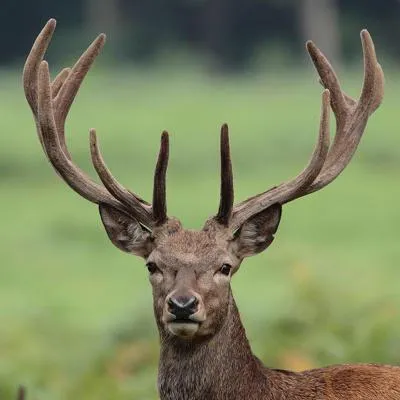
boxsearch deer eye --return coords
[146,262,159,275]
[219,264,232,276]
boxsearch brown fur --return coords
[98,208,400,400]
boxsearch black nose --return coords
[168,296,198,319]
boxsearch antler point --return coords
[161,131,169,142]
[305,40,315,51]
[360,29,369,37]
[221,123,229,135]
[38,60,50,78]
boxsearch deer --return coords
[22,19,400,400]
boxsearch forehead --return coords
[152,229,226,269]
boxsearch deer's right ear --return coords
[99,204,153,258]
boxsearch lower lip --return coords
[167,321,200,337]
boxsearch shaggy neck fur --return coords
[157,294,273,400]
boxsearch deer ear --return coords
[232,203,282,258]
[99,204,153,258]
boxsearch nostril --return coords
[186,296,198,311]
[168,296,199,318]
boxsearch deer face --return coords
[147,226,234,339]
[99,204,282,339]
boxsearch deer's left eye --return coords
[219,264,232,276]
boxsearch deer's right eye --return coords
[146,262,159,274]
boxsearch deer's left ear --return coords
[231,203,282,258]
[99,204,154,258]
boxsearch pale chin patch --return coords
[167,322,199,338]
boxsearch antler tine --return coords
[23,19,56,115]
[304,29,384,194]
[231,90,331,229]
[50,68,72,157]
[23,19,58,153]
[215,123,234,226]
[306,40,348,118]
[53,34,106,138]
[51,67,71,101]
[152,131,170,225]
[357,30,379,114]
[90,129,154,226]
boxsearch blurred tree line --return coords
[2,0,400,69]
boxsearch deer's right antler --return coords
[23,19,169,229]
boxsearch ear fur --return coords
[232,203,282,258]
[99,204,153,257]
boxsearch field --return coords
[1,64,400,399]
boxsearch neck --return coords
[157,295,271,400]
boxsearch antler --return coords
[16,386,25,400]
[215,124,234,226]
[23,19,169,229]
[215,30,384,230]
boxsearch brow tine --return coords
[216,123,234,226]
[152,131,169,225]
[89,129,154,226]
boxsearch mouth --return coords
[167,319,200,338]
[170,318,198,324]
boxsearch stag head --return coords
[24,20,383,340]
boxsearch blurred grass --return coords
[1,65,400,399]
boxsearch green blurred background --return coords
[1,1,400,399]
